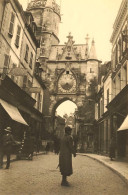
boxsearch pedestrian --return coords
[2,127,16,169]
[45,142,50,154]
[109,136,116,161]
[54,136,60,155]
[59,126,76,187]
[27,134,35,160]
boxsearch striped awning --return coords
[0,99,28,126]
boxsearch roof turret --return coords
[89,39,97,59]
[27,0,60,15]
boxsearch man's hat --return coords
[4,127,12,133]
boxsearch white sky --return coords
[20,0,122,62]
[19,0,122,116]
[56,100,77,117]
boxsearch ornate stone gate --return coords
[27,0,101,133]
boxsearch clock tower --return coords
[27,0,61,61]
[26,2,101,132]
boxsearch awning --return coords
[0,99,28,126]
[117,115,128,131]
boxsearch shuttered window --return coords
[9,12,15,37]
[28,79,32,88]
[11,63,16,81]
[23,75,28,88]
[15,25,21,47]
[29,52,33,69]
[37,93,42,111]
[107,89,109,105]
[39,94,42,111]
[11,63,17,81]
[3,54,10,75]
[24,45,29,62]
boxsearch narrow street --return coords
[0,153,127,195]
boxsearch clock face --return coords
[58,72,76,93]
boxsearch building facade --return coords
[96,0,128,159]
[0,0,46,142]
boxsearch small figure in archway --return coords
[45,142,50,154]
[59,126,76,186]
[54,136,60,155]
[109,136,116,161]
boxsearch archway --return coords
[51,97,77,129]
[56,100,77,117]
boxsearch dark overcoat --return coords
[59,134,75,176]
[109,139,116,158]
[2,133,15,155]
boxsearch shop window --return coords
[15,25,21,48]
[8,12,15,37]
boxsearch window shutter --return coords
[39,94,42,111]
[28,79,32,88]
[11,63,17,81]
[23,75,28,88]
[3,54,9,75]
[107,89,109,105]
[9,13,15,36]
[15,25,21,47]
[29,52,33,69]
[25,45,29,62]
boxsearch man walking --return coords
[59,126,76,186]
[2,127,15,169]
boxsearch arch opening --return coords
[56,100,77,118]
[53,99,77,142]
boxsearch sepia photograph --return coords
[0,0,128,194]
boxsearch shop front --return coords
[117,115,128,159]
[0,75,45,143]
[107,85,128,159]
[0,98,28,140]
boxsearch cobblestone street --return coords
[0,153,128,195]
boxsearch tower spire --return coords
[89,38,97,59]
[85,34,89,59]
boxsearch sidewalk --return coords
[77,153,128,185]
